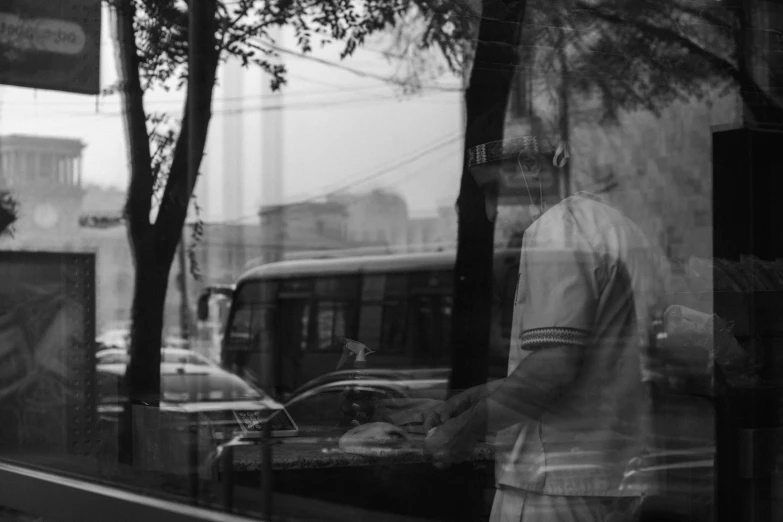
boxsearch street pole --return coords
[557,24,570,201]
[178,233,191,346]
[187,0,203,503]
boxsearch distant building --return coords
[407,204,457,252]
[0,134,85,250]
[257,191,459,262]
[190,222,265,286]
[77,185,180,333]
[258,200,378,262]
[330,190,410,247]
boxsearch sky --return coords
[0,6,466,223]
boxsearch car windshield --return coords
[96,351,129,365]
[96,350,212,366]
[161,350,211,366]
[161,372,262,403]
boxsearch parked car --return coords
[96,347,217,367]
[282,369,450,430]
[96,328,130,350]
[96,363,293,443]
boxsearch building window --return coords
[41,154,54,181]
[116,274,131,294]
[226,249,236,273]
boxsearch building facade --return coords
[0,134,85,250]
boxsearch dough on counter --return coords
[338,422,418,457]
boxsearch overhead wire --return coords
[255,133,463,217]
[258,40,463,93]
[4,83,394,107]
[0,88,457,120]
[280,131,463,202]
[215,131,462,225]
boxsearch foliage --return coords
[113,0,478,419]
[0,191,18,238]
[379,0,771,127]
[118,0,476,267]
[127,0,474,96]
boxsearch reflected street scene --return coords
[1,0,783,521]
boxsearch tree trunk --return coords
[450,0,527,391]
[114,0,220,465]
[117,242,175,464]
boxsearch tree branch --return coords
[114,0,154,247]
[579,2,783,123]
[154,0,221,261]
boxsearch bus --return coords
[199,249,521,397]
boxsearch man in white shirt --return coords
[422,136,667,521]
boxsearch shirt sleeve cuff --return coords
[519,327,591,349]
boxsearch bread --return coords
[338,422,418,457]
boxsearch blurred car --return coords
[96,346,217,367]
[96,362,294,443]
[163,336,190,349]
[286,368,450,402]
[282,369,450,430]
[96,328,130,350]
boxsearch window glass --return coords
[380,300,408,354]
[161,372,261,403]
[312,301,353,351]
[5,1,771,520]
[96,351,129,365]
[315,304,335,350]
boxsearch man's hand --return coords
[422,382,501,432]
[424,409,483,467]
[422,391,473,433]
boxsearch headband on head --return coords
[468,135,570,169]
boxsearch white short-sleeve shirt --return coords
[495,192,665,496]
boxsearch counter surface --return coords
[231,428,495,471]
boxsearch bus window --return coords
[312,300,355,351]
[409,294,451,364]
[358,303,382,349]
[362,275,385,301]
[441,295,453,352]
[225,307,252,347]
[316,276,359,298]
[410,295,436,360]
[358,275,384,349]
[235,280,278,305]
[384,273,408,297]
[380,300,407,354]
[277,299,310,394]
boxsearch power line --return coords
[1,90,448,119]
[376,141,461,191]
[6,83,393,107]
[259,40,463,93]
[257,133,463,216]
[281,131,463,202]
[214,132,462,225]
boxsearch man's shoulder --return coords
[524,193,654,257]
[524,194,613,248]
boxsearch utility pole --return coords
[177,232,192,346]
[556,21,571,201]
[186,0,207,349]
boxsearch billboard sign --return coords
[0,0,101,94]
[0,251,96,455]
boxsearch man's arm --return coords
[463,343,583,435]
[419,378,504,432]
